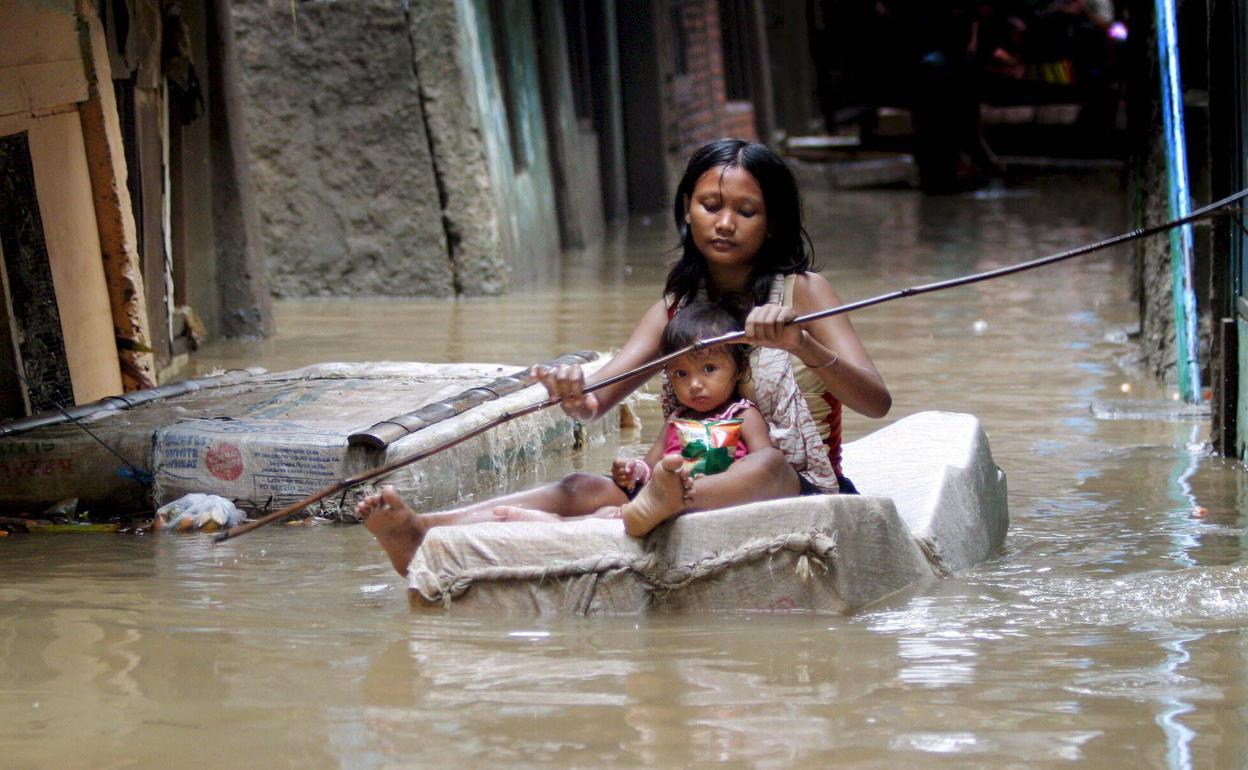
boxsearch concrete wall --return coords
[458,0,561,288]
[408,0,505,296]
[535,0,606,249]
[231,0,455,298]
[619,0,673,213]
[228,0,603,296]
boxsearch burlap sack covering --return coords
[407,411,1007,615]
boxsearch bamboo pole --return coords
[214,187,1248,543]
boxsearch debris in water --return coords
[972,319,988,334]
[1120,383,1132,393]
[41,498,79,520]
[155,493,246,533]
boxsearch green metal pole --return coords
[1155,0,1202,402]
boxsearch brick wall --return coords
[668,0,757,160]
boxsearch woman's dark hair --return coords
[665,138,814,308]
[660,300,751,377]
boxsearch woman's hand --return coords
[742,303,804,352]
[533,363,599,422]
[611,457,650,493]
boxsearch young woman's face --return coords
[666,348,740,414]
[685,165,768,272]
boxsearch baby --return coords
[354,301,775,576]
[490,299,773,534]
[610,300,769,502]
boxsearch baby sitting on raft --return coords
[356,301,773,576]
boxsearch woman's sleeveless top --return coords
[663,274,842,493]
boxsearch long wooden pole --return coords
[214,188,1248,543]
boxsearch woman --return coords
[359,139,890,577]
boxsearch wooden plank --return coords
[21,59,88,113]
[0,130,74,412]
[0,1,81,69]
[27,111,123,403]
[133,86,171,369]
[75,0,156,390]
[0,112,29,136]
[0,67,27,116]
[0,236,31,417]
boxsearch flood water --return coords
[5,169,1248,768]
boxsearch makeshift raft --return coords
[407,411,1008,614]
[0,355,619,516]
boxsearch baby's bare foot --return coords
[491,505,562,522]
[356,485,427,577]
[620,455,690,537]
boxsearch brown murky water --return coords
[5,169,1248,768]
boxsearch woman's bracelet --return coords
[809,351,839,370]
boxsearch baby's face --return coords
[666,348,740,415]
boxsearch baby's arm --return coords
[612,428,669,492]
[641,424,671,469]
[738,406,773,452]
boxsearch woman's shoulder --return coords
[640,297,675,325]
[789,271,843,311]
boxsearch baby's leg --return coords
[493,472,629,521]
[357,486,430,577]
[680,447,801,511]
[619,455,693,537]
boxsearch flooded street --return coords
[5,170,1248,768]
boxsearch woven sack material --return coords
[651,495,929,613]
[406,411,1008,615]
[409,519,651,614]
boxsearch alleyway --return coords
[4,170,1247,767]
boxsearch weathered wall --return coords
[230,0,455,297]
[179,0,222,336]
[459,0,561,288]
[535,0,605,250]
[408,0,505,295]
[618,0,672,213]
[670,0,758,156]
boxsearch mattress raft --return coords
[405,411,1008,614]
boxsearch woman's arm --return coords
[742,272,892,418]
[536,298,669,421]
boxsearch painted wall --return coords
[458,0,561,288]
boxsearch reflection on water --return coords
[4,170,1248,767]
